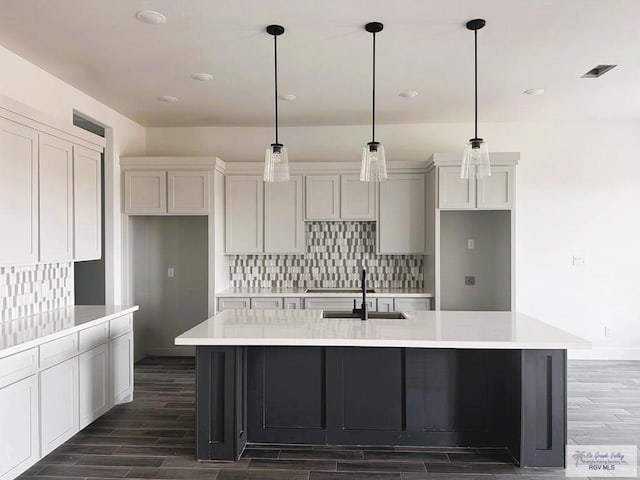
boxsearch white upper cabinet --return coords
[476,166,514,209]
[124,170,166,214]
[168,170,210,214]
[265,175,304,254]
[225,175,264,254]
[0,118,39,266]
[305,175,340,220]
[439,165,513,210]
[340,174,375,220]
[378,174,426,254]
[73,145,102,261]
[39,134,73,263]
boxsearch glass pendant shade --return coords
[264,143,289,182]
[460,139,491,180]
[360,142,387,182]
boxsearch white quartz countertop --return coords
[175,309,591,350]
[0,305,139,359]
[217,288,434,298]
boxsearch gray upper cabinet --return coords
[265,175,304,254]
[439,165,513,210]
[340,174,375,220]
[305,175,340,220]
[225,175,264,254]
[378,173,426,254]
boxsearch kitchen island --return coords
[175,309,590,468]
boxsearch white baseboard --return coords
[146,346,195,357]
[569,347,640,361]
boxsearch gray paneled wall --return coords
[230,222,424,289]
[0,262,74,321]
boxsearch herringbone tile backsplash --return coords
[230,222,423,289]
[0,263,74,322]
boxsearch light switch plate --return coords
[465,275,475,286]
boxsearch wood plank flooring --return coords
[18,357,640,480]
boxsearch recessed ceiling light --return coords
[398,90,419,98]
[157,95,178,102]
[581,64,617,78]
[278,93,297,101]
[191,72,213,81]
[135,10,167,25]
[523,88,545,96]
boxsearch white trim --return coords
[428,152,520,167]
[121,156,222,169]
[569,347,640,361]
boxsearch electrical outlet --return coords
[168,267,175,278]
[465,275,475,286]
[572,255,587,266]
[467,239,475,250]
[604,326,612,337]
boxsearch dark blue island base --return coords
[195,346,566,467]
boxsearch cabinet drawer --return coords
[110,314,133,339]
[79,322,109,352]
[40,333,78,370]
[218,297,250,311]
[394,297,432,312]
[304,297,376,312]
[251,298,284,309]
[0,348,38,389]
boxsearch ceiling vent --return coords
[581,65,617,78]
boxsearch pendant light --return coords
[264,24,290,182]
[460,19,491,180]
[360,22,387,182]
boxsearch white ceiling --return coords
[0,0,639,127]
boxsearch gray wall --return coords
[131,216,208,358]
[440,210,511,311]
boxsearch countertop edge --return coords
[0,305,140,359]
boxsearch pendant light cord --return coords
[372,31,376,143]
[474,29,478,140]
[274,33,279,145]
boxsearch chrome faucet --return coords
[352,269,369,321]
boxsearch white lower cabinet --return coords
[40,357,79,456]
[0,375,39,480]
[394,297,432,311]
[251,298,284,309]
[284,298,302,310]
[79,344,110,429]
[218,297,251,311]
[111,332,134,406]
[304,297,376,312]
[377,298,394,312]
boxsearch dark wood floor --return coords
[18,357,640,480]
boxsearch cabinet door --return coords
[0,375,39,480]
[476,166,514,209]
[167,170,210,214]
[438,166,475,209]
[377,298,393,312]
[225,176,263,254]
[0,118,39,266]
[304,297,376,312]
[124,170,166,214]
[110,332,134,405]
[394,297,432,312]
[305,175,340,220]
[265,175,304,254]
[378,174,426,254]
[39,134,73,262]
[40,357,79,455]
[73,145,102,261]
[79,344,109,429]
[284,298,302,310]
[218,297,251,311]
[340,175,375,220]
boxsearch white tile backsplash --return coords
[0,262,74,321]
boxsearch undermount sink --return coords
[322,311,407,320]
[305,288,376,294]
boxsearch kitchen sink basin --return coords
[305,288,376,294]
[322,311,407,319]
